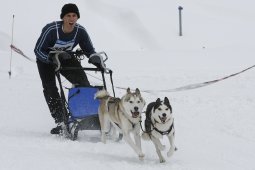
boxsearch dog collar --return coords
[152,119,174,136]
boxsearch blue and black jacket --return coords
[34,21,95,63]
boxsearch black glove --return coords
[88,55,105,70]
[59,52,72,60]
[48,51,73,66]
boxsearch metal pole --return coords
[9,14,15,78]
[101,71,107,90]
[56,71,71,136]
[178,6,183,36]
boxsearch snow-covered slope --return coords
[0,0,254,170]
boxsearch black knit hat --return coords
[60,3,80,19]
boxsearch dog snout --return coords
[134,106,139,112]
[162,113,166,117]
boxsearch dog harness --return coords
[141,118,174,136]
[152,122,174,135]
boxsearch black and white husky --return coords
[142,97,177,163]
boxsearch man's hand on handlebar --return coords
[88,55,105,71]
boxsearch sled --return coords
[50,49,116,140]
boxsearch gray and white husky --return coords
[142,97,177,163]
[95,88,146,160]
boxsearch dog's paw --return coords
[101,135,106,144]
[138,153,145,161]
[159,158,166,163]
[167,147,175,157]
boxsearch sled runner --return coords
[49,49,115,140]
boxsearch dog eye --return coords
[166,108,169,111]
[137,101,140,103]
[129,101,133,103]
[158,108,162,111]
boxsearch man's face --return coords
[62,12,78,27]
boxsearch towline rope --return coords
[115,65,255,93]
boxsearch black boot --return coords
[50,124,63,134]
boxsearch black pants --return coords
[37,58,90,123]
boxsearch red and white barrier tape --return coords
[10,44,35,62]
[115,65,255,93]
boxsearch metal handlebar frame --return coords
[51,50,116,138]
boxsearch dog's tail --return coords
[141,132,151,141]
[95,90,110,100]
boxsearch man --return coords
[34,3,97,134]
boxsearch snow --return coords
[0,0,255,169]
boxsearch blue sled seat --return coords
[68,87,100,119]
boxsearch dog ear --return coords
[164,97,170,105]
[127,87,131,94]
[153,98,161,112]
[164,97,172,112]
[156,98,161,104]
[135,88,140,95]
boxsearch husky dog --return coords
[142,97,177,163]
[95,88,146,160]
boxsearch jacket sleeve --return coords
[78,27,96,58]
[34,24,55,63]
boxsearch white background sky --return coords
[0,0,255,170]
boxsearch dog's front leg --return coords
[134,129,144,160]
[151,131,166,150]
[123,131,144,160]
[151,136,165,163]
[167,132,176,157]
[134,126,142,149]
